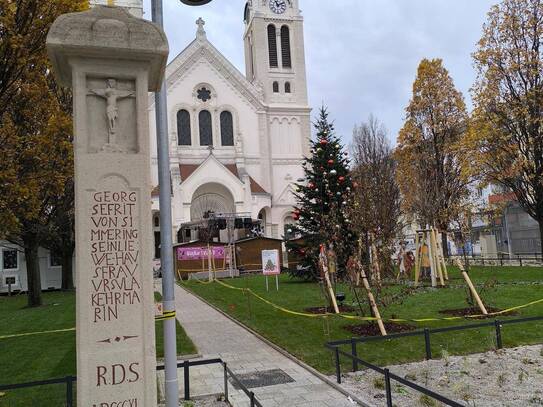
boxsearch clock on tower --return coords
[269,0,287,14]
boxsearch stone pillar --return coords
[47,6,168,406]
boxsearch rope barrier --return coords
[187,278,543,324]
[0,327,75,340]
[175,262,301,273]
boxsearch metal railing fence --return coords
[326,315,543,407]
[1,357,263,407]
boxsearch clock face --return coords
[269,0,287,14]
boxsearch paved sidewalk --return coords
[158,282,358,407]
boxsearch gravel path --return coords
[337,344,543,406]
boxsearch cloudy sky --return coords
[142,0,496,145]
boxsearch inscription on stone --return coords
[90,190,141,323]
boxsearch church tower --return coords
[243,0,309,106]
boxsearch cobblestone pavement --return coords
[157,282,358,407]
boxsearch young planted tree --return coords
[395,58,470,254]
[287,107,355,280]
[349,116,401,278]
[0,0,85,306]
[467,0,543,246]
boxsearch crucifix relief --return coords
[87,78,136,153]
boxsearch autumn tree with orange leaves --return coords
[467,0,543,247]
[0,0,87,306]
[395,59,471,254]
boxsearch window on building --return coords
[267,24,278,68]
[2,249,18,270]
[281,25,292,68]
[154,231,161,259]
[196,87,212,102]
[177,109,191,145]
[272,81,279,93]
[220,111,234,146]
[285,82,291,93]
[199,110,213,146]
[283,217,295,240]
[154,215,160,227]
[248,35,255,79]
[49,252,62,267]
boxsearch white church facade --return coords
[148,0,311,252]
[0,0,311,292]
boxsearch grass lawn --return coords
[182,265,543,375]
[0,290,196,407]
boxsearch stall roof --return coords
[235,236,284,244]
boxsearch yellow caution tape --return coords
[192,278,216,285]
[0,327,76,340]
[192,279,543,324]
[176,262,301,273]
[1,310,179,340]
[155,310,176,321]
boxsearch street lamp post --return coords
[150,1,213,406]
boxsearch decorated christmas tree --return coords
[287,107,355,280]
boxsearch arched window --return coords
[281,25,292,68]
[285,82,291,93]
[176,109,191,145]
[199,110,213,146]
[220,111,234,146]
[267,24,278,68]
[272,81,279,93]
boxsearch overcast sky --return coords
[142,0,496,146]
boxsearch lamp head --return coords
[179,0,213,5]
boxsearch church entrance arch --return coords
[257,207,271,237]
[190,183,235,221]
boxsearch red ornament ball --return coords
[339,176,345,182]
[320,139,328,145]
[327,159,334,165]
[308,182,315,189]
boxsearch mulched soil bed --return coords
[439,306,517,319]
[343,322,416,336]
[304,305,355,314]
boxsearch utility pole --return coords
[151,1,213,406]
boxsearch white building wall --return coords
[0,242,64,293]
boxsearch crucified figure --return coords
[88,79,135,150]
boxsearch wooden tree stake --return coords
[430,229,445,286]
[414,231,421,286]
[455,258,488,315]
[360,267,387,336]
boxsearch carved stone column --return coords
[47,6,168,406]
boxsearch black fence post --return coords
[250,391,255,407]
[495,319,503,349]
[184,360,190,400]
[334,347,341,384]
[424,328,432,360]
[65,376,73,407]
[223,362,229,403]
[519,256,523,267]
[351,338,358,372]
[500,256,503,266]
[384,369,393,407]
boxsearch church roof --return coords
[152,162,268,196]
[160,18,265,110]
[179,162,268,194]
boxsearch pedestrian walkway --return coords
[158,282,358,407]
